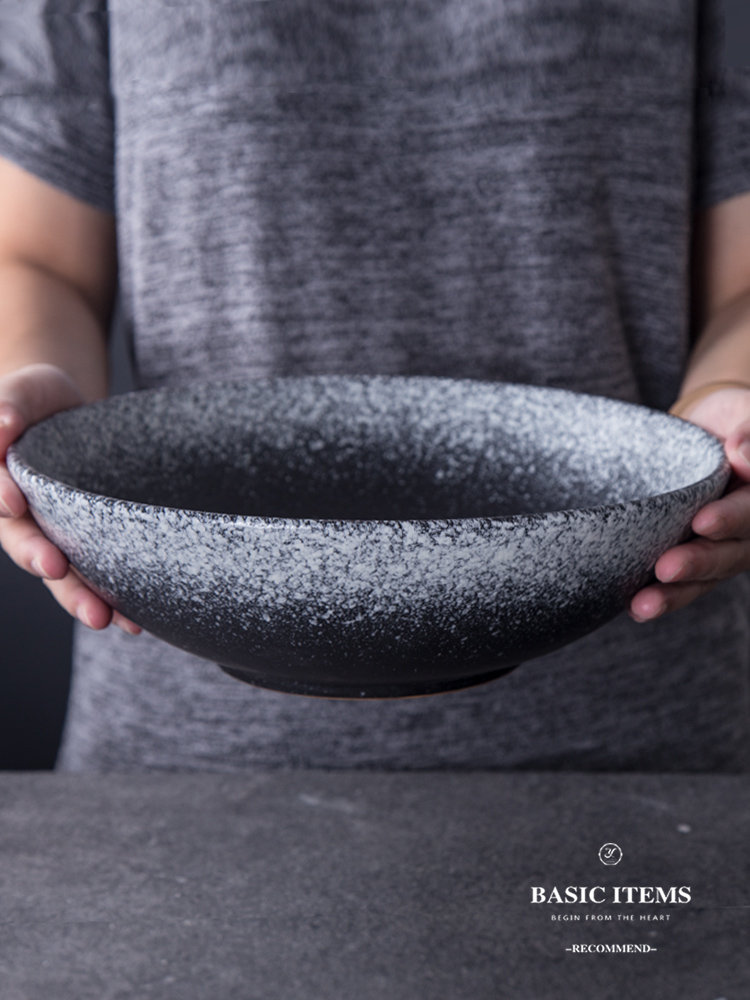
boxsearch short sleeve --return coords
[0,0,114,214]
[695,0,750,209]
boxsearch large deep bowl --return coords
[7,377,729,698]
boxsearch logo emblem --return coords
[598,843,623,866]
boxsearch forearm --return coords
[0,261,109,402]
[679,287,750,398]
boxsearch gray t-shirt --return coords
[2,0,750,771]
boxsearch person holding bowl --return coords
[0,1,749,771]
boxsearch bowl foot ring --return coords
[217,664,519,699]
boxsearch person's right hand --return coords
[0,363,141,633]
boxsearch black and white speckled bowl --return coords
[7,377,730,698]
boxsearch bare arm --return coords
[630,189,750,621]
[0,156,139,632]
[0,155,115,390]
[680,192,750,392]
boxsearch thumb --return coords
[723,420,750,483]
[0,364,84,457]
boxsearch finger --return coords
[654,536,750,584]
[1,521,141,633]
[691,483,750,539]
[0,509,69,579]
[112,611,142,635]
[0,462,27,517]
[42,571,114,630]
[66,565,142,636]
[629,579,718,623]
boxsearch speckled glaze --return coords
[7,378,730,698]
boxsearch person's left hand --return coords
[630,386,750,622]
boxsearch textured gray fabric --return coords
[0,2,113,212]
[1,1,750,771]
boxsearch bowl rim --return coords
[6,377,731,529]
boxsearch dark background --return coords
[0,314,134,769]
[725,0,750,68]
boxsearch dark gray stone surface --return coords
[0,772,747,999]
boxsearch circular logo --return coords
[599,843,623,866]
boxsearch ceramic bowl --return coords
[7,377,729,698]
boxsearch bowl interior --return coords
[13,378,722,520]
